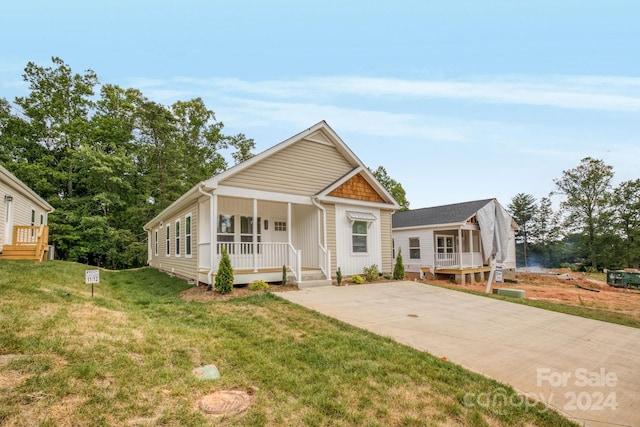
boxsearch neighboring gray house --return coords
[392,198,517,284]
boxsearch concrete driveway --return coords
[278,281,640,427]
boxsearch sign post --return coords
[495,264,503,284]
[85,270,100,297]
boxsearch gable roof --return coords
[0,163,54,212]
[144,121,398,229]
[392,199,495,229]
[205,121,396,204]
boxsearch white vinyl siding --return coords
[379,209,393,273]
[1,171,52,249]
[335,204,381,276]
[221,138,354,195]
[147,204,198,282]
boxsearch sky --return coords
[1,0,639,209]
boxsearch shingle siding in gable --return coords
[221,138,354,195]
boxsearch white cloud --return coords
[175,75,640,112]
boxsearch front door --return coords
[4,197,13,245]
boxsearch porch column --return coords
[212,194,217,272]
[458,228,463,268]
[469,229,474,267]
[253,198,258,272]
[287,202,292,245]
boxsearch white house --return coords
[143,121,399,287]
[392,198,518,284]
[0,163,54,261]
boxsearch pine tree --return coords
[213,247,234,294]
[393,248,405,280]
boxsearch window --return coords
[217,214,235,253]
[274,221,287,231]
[240,216,261,253]
[185,214,192,257]
[154,229,158,256]
[409,238,421,259]
[40,214,44,225]
[175,220,181,257]
[352,220,368,253]
[437,235,455,254]
[166,225,171,256]
[31,209,35,226]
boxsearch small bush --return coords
[363,264,379,282]
[336,267,342,286]
[351,275,365,284]
[383,273,392,280]
[282,265,287,285]
[214,247,234,294]
[249,280,269,291]
[393,249,405,280]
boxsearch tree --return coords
[226,133,256,164]
[611,179,640,268]
[371,166,410,211]
[553,157,613,270]
[393,248,405,280]
[508,193,537,267]
[15,57,98,199]
[213,247,234,293]
[529,197,562,268]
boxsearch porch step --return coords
[297,279,333,289]
[0,245,42,261]
[300,270,326,281]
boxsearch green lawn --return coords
[0,260,576,426]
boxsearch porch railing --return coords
[214,242,299,276]
[435,252,483,269]
[11,225,49,261]
[318,244,331,279]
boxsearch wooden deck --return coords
[0,225,49,261]
[423,265,491,285]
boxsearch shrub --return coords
[383,273,392,280]
[214,246,234,294]
[249,280,269,291]
[282,265,287,285]
[393,248,405,280]
[336,267,342,286]
[351,275,365,284]
[363,264,379,282]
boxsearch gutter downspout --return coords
[311,196,330,278]
[198,185,215,288]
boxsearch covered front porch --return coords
[197,193,331,286]
[431,225,488,284]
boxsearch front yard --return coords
[0,260,576,426]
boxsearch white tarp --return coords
[476,200,512,264]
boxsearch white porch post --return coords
[212,194,217,272]
[287,202,292,245]
[458,228,463,268]
[253,198,258,272]
[469,229,474,266]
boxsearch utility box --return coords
[606,270,640,289]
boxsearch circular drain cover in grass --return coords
[198,390,251,416]
[193,364,220,380]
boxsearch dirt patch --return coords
[180,283,299,302]
[424,270,640,322]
